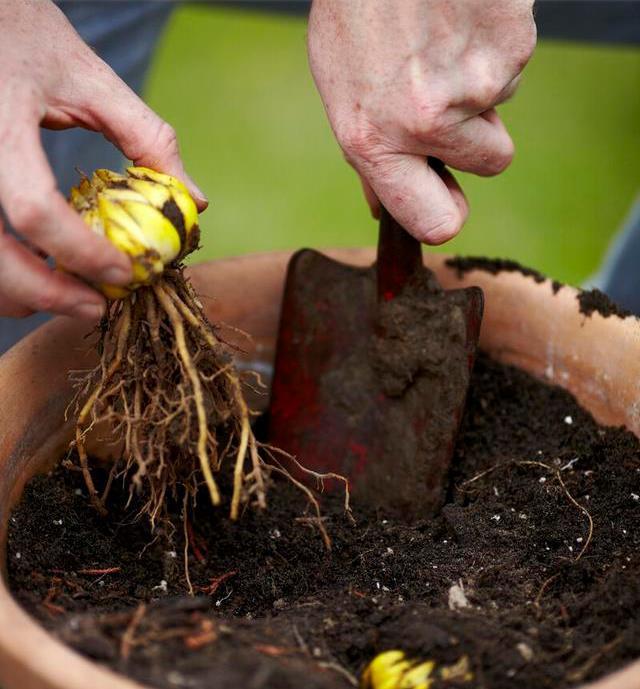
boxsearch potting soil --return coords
[7,353,640,689]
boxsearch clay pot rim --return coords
[0,249,639,689]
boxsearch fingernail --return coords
[102,266,132,285]
[185,175,208,207]
[73,302,105,321]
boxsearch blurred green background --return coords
[145,5,640,286]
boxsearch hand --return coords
[0,0,207,319]
[308,0,536,243]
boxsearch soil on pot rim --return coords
[445,256,638,319]
[6,353,640,689]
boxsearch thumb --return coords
[84,69,208,211]
[361,154,468,244]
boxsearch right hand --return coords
[308,0,536,244]
[0,0,207,320]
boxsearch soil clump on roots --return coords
[8,353,640,689]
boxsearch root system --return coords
[68,269,348,585]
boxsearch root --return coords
[518,460,593,562]
[154,282,221,507]
[459,459,593,562]
[69,269,346,590]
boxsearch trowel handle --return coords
[376,206,423,301]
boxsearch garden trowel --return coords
[268,204,483,518]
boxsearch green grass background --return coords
[145,5,640,286]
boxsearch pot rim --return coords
[1,249,639,689]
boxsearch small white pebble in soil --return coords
[166,551,177,559]
[383,547,394,557]
[493,486,500,497]
[98,580,105,587]
[519,513,528,520]
[74,488,83,496]
[381,519,388,525]
[631,493,640,501]
[448,582,470,610]
[382,585,390,592]
[507,669,517,678]
[491,514,501,522]
[568,546,573,552]
[576,537,583,543]
[14,552,21,560]
[270,528,281,539]
[539,477,546,484]
[622,529,628,535]
[153,579,168,594]
[564,415,573,425]
[516,642,534,662]
[376,582,381,590]
[10,517,16,523]
[167,671,189,686]
[53,519,63,525]
[312,647,322,658]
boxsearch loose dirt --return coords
[7,352,640,689]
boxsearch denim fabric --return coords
[587,199,640,314]
[0,2,174,354]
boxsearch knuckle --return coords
[336,122,383,166]
[153,121,179,157]
[485,138,515,176]
[469,72,502,110]
[33,285,62,313]
[7,195,50,235]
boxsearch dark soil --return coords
[445,256,564,294]
[7,354,640,689]
[445,256,639,321]
[577,288,633,319]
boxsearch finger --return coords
[84,69,208,211]
[361,154,467,244]
[495,74,521,105]
[0,119,132,286]
[0,293,33,319]
[0,233,106,319]
[357,172,381,219]
[428,110,515,177]
[437,165,469,220]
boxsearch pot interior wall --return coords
[1,251,640,689]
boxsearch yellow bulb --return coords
[361,652,471,689]
[69,167,201,299]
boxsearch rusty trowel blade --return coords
[268,247,483,519]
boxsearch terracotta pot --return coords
[1,250,639,689]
